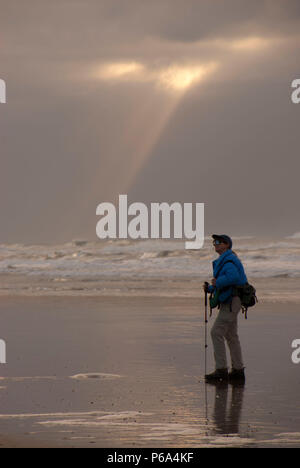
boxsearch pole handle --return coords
[204,282,209,307]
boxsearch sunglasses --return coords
[213,240,224,246]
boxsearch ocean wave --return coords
[286,231,300,239]
[0,238,300,281]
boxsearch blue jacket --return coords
[208,250,247,303]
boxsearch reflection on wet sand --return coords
[208,381,245,435]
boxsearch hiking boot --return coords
[205,368,228,383]
[228,368,245,382]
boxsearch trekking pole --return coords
[204,282,209,376]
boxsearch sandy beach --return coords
[2,0,300,451]
[0,293,299,448]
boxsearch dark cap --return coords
[212,234,233,249]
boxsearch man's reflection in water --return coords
[209,382,245,434]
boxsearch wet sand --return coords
[1,273,300,303]
[0,295,299,447]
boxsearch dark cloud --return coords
[0,1,299,242]
[2,1,300,59]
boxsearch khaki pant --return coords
[211,296,244,370]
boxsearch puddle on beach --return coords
[69,373,123,381]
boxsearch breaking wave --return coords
[1,237,300,296]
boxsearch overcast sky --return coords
[0,0,299,244]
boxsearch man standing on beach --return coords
[204,234,247,383]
